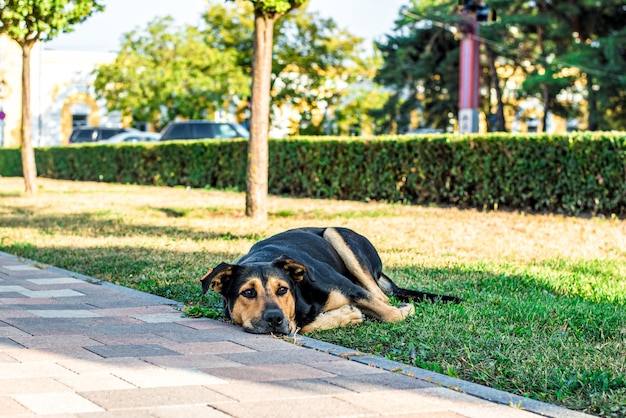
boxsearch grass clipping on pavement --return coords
[0,177,625,416]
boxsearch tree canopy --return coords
[94,17,248,130]
[0,0,104,194]
[94,0,365,134]
[0,0,104,47]
[373,0,626,132]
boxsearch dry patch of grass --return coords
[1,177,625,415]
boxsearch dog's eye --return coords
[240,288,256,299]
[276,286,289,296]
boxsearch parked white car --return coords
[98,131,161,144]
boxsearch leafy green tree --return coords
[374,1,459,133]
[94,17,248,131]
[0,0,104,194]
[202,0,365,134]
[376,0,626,132]
[481,0,626,131]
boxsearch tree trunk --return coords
[587,73,598,131]
[20,41,37,195]
[541,83,549,132]
[245,10,276,221]
[486,45,505,131]
[537,25,549,133]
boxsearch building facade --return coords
[0,34,121,147]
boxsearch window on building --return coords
[72,114,88,128]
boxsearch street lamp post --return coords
[0,79,8,147]
[457,1,493,134]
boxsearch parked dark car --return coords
[98,131,161,144]
[68,126,135,145]
[159,121,249,141]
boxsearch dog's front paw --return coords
[338,305,364,326]
[398,303,415,318]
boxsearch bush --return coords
[0,148,22,177]
[1,132,625,216]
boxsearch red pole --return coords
[458,15,480,133]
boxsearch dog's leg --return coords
[355,297,415,323]
[323,228,389,302]
[300,305,364,333]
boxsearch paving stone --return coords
[178,319,232,330]
[0,352,18,362]
[307,359,384,376]
[324,372,437,392]
[0,285,29,293]
[217,347,341,366]
[0,325,30,339]
[0,377,72,396]
[0,395,31,416]
[454,404,544,418]
[147,404,231,418]
[27,278,84,285]
[227,335,309,352]
[4,316,143,336]
[81,297,166,309]
[28,310,101,318]
[399,413,467,418]
[84,344,180,358]
[11,392,104,415]
[89,333,175,347]
[159,341,255,356]
[56,357,156,375]
[1,362,78,379]
[97,306,181,317]
[143,354,242,369]
[78,410,154,418]
[0,337,23,348]
[3,347,101,363]
[416,387,547,417]
[205,363,335,382]
[89,322,188,337]
[213,395,374,418]
[110,367,227,388]
[210,378,353,402]
[0,309,38,319]
[54,373,137,392]
[10,334,103,349]
[80,386,231,410]
[336,388,463,415]
[130,313,193,323]
[154,327,242,343]
[1,265,40,271]
[0,297,60,305]
[20,289,85,298]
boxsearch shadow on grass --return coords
[0,211,262,242]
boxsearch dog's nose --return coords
[263,309,284,328]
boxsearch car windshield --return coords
[100,129,124,139]
[231,124,250,138]
[71,130,96,143]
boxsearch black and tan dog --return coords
[201,227,459,334]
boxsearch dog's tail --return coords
[380,273,461,303]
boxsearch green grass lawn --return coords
[1,177,624,416]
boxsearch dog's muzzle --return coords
[247,308,291,334]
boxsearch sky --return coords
[46,0,409,53]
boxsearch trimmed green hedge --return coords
[1,132,625,216]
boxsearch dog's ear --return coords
[272,255,310,282]
[200,262,236,294]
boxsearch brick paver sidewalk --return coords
[0,251,590,417]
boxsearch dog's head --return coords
[200,256,307,334]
